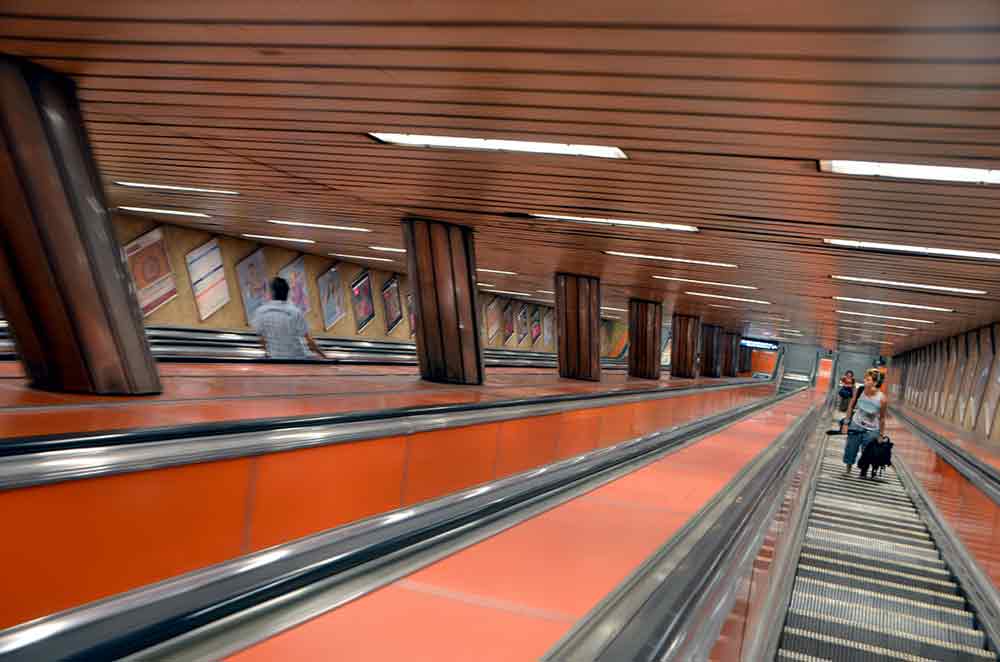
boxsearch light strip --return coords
[601,307,627,312]
[824,238,1000,262]
[478,268,518,275]
[778,328,803,335]
[820,159,1000,185]
[833,296,954,312]
[653,275,757,290]
[114,181,239,195]
[530,213,697,233]
[837,309,935,324]
[831,274,986,295]
[857,320,917,331]
[604,251,737,268]
[370,133,627,159]
[537,290,554,295]
[118,206,209,218]
[244,234,315,244]
[269,220,370,233]
[686,292,771,305]
[840,324,908,337]
[478,282,496,288]
[480,288,533,297]
[709,304,735,309]
[329,253,394,262]
[370,246,406,253]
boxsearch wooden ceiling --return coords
[4,0,1000,355]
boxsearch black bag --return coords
[838,385,853,399]
[858,436,893,475]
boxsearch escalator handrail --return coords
[544,391,816,661]
[0,390,800,662]
[0,379,771,490]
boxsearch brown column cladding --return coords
[0,56,160,394]
[555,273,601,381]
[701,324,723,378]
[738,344,753,374]
[722,331,740,377]
[402,217,484,385]
[628,299,663,380]
[670,313,701,378]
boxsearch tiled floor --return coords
[0,361,750,439]
[229,392,813,661]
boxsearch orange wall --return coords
[750,350,778,375]
[0,383,772,628]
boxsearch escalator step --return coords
[805,529,944,568]
[784,610,993,660]
[808,511,931,541]
[808,508,930,537]
[781,627,939,661]
[793,578,975,629]
[796,565,966,607]
[805,520,937,550]
[812,497,922,525]
[789,591,985,650]
[798,544,952,581]
[797,552,959,594]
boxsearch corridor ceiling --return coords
[3,1,1000,354]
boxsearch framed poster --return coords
[317,265,346,330]
[236,249,270,323]
[485,296,501,341]
[185,238,229,321]
[502,301,514,344]
[350,270,375,332]
[516,304,529,343]
[382,275,403,333]
[542,309,554,347]
[661,327,672,365]
[530,306,542,344]
[124,227,177,317]
[279,256,310,314]
[406,292,416,337]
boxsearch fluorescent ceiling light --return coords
[369,132,627,159]
[269,220,370,233]
[778,328,803,334]
[370,246,406,253]
[857,320,917,331]
[601,307,627,312]
[837,309,935,324]
[114,181,239,195]
[530,213,696,233]
[831,275,986,295]
[537,290,554,295]
[478,268,518,275]
[653,275,757,290]
[243,234,315,244]
[478,282,496,288]
[824,238,1000,262]
[329,253,394,263]
[820,159,1000,185]
[604,251,737,268]
[840,325,908,337]
[686,292,771,305]
[118,206,209,218]
[480,288,533,297]
[833,296,954,313]
[603,315,621,320]
[709,304,735,309]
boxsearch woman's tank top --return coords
[852,389,885,430]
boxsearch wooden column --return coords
[738,344,753,374]
[555,273,601,381]
[628,298,663,380]
[0,56,160,394]
[670,313,701,378]
[402,217,484,385]
[701,324,723,378]
[722,331,740,377]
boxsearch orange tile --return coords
[249,436,408,551]
[228,581,571,662]
[555,408,603,458]
[598,403,636,447]
[0,458,251,629]
[403,423,500,505]
[494,414,561,478]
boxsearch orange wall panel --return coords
[751,350,777,375]
[494,415,561,478]
[249,437,408,551]
[555,408,603,459]
[402,423,501,505]
[598,404,636,448]
[0,458,251,629]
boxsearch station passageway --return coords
[3,2,1000,661]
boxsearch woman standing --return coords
[842,368,887,474]
[837,370,856,412]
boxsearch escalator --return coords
[776,438,996,661]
